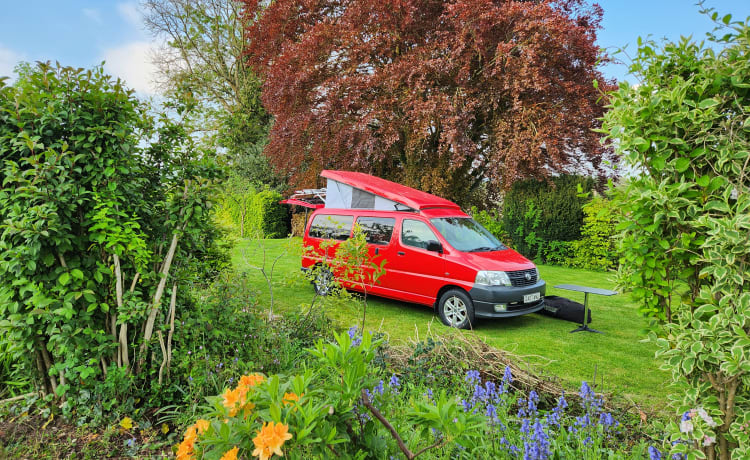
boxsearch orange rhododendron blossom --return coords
[282,392,301,406]
[252,421,293,460]
[176,436,196,460]
[222,387,242,417]
[195,419,210,435]
[220,446,240,460]
[240,374,265,388]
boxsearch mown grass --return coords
[232,237,668,411]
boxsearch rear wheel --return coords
[438,289,475,329]
[313,266,334,296]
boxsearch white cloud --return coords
[82,8,102,24]
[103,41,160,95]
[0,44,23,81]
[117,2,142,29]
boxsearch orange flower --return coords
[176,436,196,460]
[252,421,293,460]
[240,374,265,388]
[282,392,301,406]
[183,425,198,442]
[220,446,240,460]
[222,387,242,417]
[194,419,210,435]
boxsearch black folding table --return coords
[553,284,617,334]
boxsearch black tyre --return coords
[313,266,334,296]
[438,289,475,329]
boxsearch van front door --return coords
[386,218,445,305]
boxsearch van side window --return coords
[401,219,438,249]
[356,217,395,245]
[309,214,353,240]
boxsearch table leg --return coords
[570,291,603,334]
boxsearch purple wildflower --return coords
[648,446,662,460]
[389,374,400,391]
[465,370,481,384]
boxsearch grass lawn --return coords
[232,238,668,411]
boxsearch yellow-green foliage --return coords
[569,196,618,271]
[217,177,289,238]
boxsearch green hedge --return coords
[217,182,289,238]
[568,196,618,271]
[502,175,594,259]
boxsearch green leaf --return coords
[59,272,70,286]
[698,98,719,109]
[674,158,690,172]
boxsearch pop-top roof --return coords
[320,170,461,211]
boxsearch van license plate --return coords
[524,293,540,303]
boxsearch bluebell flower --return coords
[461,399,473,412]
[503,365,513,384]
[485,403,498,422]
[681,411,692,421]
[347,326,362,346]
[548,392,568,427]
[126,438,135,448]
[374,380,384,395]
[389,374,400,391]
[523,420,551,460]
[599,412,617,428]
[424,388,433,400]
[465,370,481,384]
[648,446,662,460]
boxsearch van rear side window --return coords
[356,217,395,245]
[309,214,353,240]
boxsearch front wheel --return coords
[438,289,475,329]
[313,266,334,296]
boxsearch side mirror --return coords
[426,240,443,253]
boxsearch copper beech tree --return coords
[242,0,614,203]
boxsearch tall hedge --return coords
[502,175,594,259]
[216,179,289,238]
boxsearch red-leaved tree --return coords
[242,0,615,204]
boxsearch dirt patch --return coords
[0,413,173,459]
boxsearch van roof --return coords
[320,170,462,212]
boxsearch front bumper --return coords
[469,280,546,318]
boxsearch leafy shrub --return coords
[217,177,289,238]
[0,63,225,419]
[251,190,289,238]
[541,240,576,267]
[470,206,510,243]
[604,14,750,459]
[568,196,618,271]
[503,175,594,259]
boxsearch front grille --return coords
[507,268,538,287]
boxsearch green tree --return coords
[143,0,282,189]
[604,12,750,460]
[0,63,224,409]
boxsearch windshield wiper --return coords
[468,246,501,252]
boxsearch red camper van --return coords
[287,170,545,329]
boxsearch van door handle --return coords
[375,248,380,255]
[397,251,405,256]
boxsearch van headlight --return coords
[475,271,512,286]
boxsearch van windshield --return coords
[430,218,507,252]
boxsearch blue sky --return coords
[1,1,749,94]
